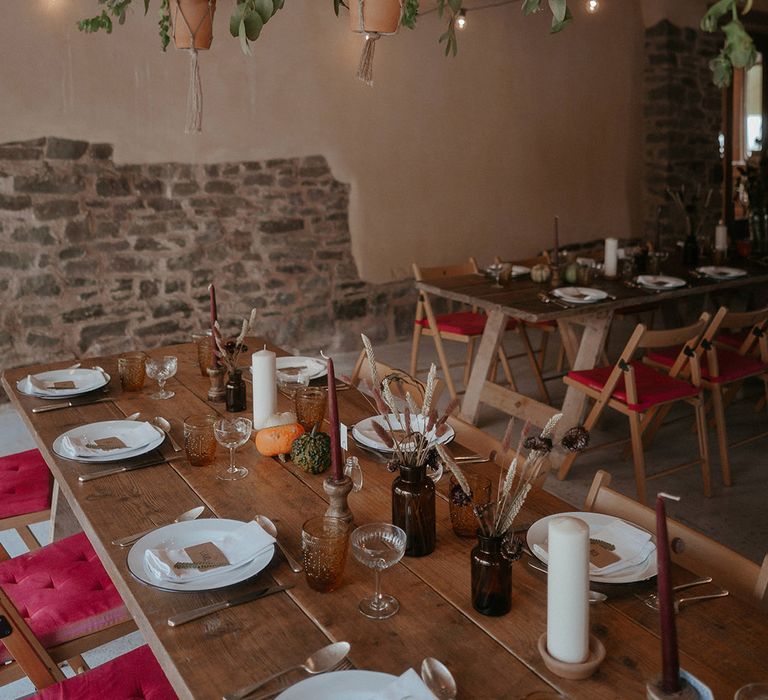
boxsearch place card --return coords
[183,542,229,568]
[51,381,77,389]
[589,539,620,569]
[85,436,128,451]
[340,422,348,451]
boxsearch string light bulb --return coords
[586,0,599,13]
[455,9,467,30]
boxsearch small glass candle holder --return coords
[295,387,326,432]
[192,331,214,378]
[183,414,218,467]
[117,352,147,392]
[449,473,492,538]
[301,516,350,593]
[277,367,311,399]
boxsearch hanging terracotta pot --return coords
[172,0,217,50]
[348,0,402,35]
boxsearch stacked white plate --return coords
[352,414,455,454]
[696,266,747,280]
[52,420,164,463]
[635,275,686,290]
[552,287,608,304]
[275,356,326,380]
[17,368,110,399]
[527,512,657,584]
[276,671,399,700]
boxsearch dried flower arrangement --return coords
[437,415,589,540]
[213,308,258,375]
[357,334,457,468]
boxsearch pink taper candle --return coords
[656,492,681,693]
[553,216,560,266]
[209,283,220,368]
[327,356,343,482]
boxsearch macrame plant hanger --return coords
[356,0,404,86]
[172,0,214,133]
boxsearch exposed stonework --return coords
[644,20,723,246]
[0,138,414,396]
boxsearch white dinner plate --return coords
[16,368,110,399]
[52,420,164,463]
[276,671,397,700]
[352,413,455,454]
[527,512,657,584]
[508,264,530,277]
[275,356,327,380]
[552,287,609,304]
[696,266,747,279]
[635,275,687,290]
[127,519,274,592]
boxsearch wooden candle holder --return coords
[537,633,605,680]
[206,366,226,402]
[645,677,701,700]
[323,475,354,525]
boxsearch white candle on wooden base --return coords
[604,238,619,278]
[546,516,590,664]
[251,347,276,430]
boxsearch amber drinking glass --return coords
[301,516,350,593]
[117,352,147,392]
[295,387,326,432]
[183,414,218,467]
[192,331,214,378]
[449,473,492,538]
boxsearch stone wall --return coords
[644,20,723,246]
[0,137,414,397]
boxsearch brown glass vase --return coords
[391,464,435,557]
[471,533,512,616]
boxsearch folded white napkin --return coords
[636,275,681,288]
[556,288,601,302]
[534,520,654,577]
[370,669,438,700]
[60,421,159,458]
[144,521,275,583]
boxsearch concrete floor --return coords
[1,322,766,697]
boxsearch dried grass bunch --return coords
[213,308,258,374]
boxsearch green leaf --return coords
[550,6,572,33]
[238,17,252,55]
[144,0,150,14]
[230,3,245,37]
[242,8,264,40]
[273,0,285,15]
[700,0,734,33]
[253,0,273,24]
[522,0,541,16]
[548,0,566,23]
[723,18,757,68]
[333,0,342,16]
[710,52,733,87]
[448,0,462,12]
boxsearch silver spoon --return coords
[254,515,303,573]
[112,505,205,547]
[125,412,141,421]
[421,658,457,700]
[224,641,351,700]
[153,416,182,452]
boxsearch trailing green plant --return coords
[78,0,285,54]
[700,0,757,88]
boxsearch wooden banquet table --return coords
[3,341,768,699]
[416,261,768,439]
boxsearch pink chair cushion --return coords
[567,360,699,412]
[35,645,177,699]
[0,532,130,663]
[416,311,517,336]
[646,346,768,384]
[0,449,52,519]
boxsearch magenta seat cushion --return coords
[646,346,768,384]
[0,449,52,519]
[567,360,699,412]
[416,311,517,336]
[35,645,177,700]
[0,532,130,663]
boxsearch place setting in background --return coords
[694,265,749,280]
[484,262,530,287]
[631,274,688,291]
[18,365,111,400]
[52,418,166,463]
[550,287,610,305]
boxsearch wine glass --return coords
[214,417,253,481]
[350,523,406,619]
[145,356,178,400]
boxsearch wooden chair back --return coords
[350,350,443,406]
[412,258,480,282]
[716,305,768,361]
[584,470,768,608]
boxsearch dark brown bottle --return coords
[225,369,247,413]
[392,464,436,557]
[471,534,512,616]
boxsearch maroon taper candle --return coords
[327,356,343,482]
[656,492,681,693]
[553,215,560,266]
[209,283,220,368]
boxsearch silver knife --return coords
[33,397,113,413]
[167,584,294,627]
[78,457,179,483]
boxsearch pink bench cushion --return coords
[646,346,768,384]
[567,360,699,412]
[416,311,517,336]
[35,645,177,699]
[0,532,130,663]
[0,449,52,519]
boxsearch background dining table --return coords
[2,339,767,699]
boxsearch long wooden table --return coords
[416,261,768,440]
[3,342,767,699]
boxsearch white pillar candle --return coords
[251,347,276,430]
[546,516,590,664]
[603,238,618,278]
[715,220,728,251]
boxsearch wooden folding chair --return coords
[557,314,712,504]
[0,449,53,551]
[645,305,768,486]
[410,259,518,402]
[584,470,768,608]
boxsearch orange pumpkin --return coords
[254,423,305,456]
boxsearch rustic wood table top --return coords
[3,341,767,699]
